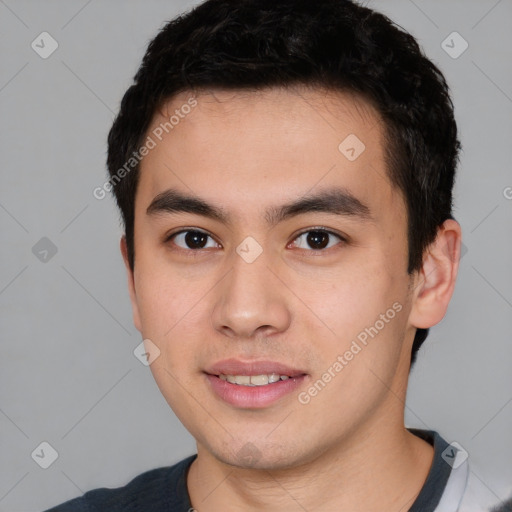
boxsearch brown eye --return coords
[170,230,219,250]
[292,229,344,251]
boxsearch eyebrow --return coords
[146,187,372,226]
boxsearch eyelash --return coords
[164,227,347,254]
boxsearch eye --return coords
[290,229,345,251]
[167,229,220,250]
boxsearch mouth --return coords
[217,373,293,386]
[204,359,308,408]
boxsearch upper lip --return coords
[205,358,307,377]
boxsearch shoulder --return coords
[43,455,196,512]
[407,429,511,512]
[430,438,512,512]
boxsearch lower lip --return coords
[206,374,307,408]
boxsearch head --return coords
[107,0,461,469]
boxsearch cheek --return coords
[304,262,408,385]
[133,277,201,379]
[302,307,407,426]
[134,261,205,327]
[306,263,399,335]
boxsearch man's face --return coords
[125,87,417,469]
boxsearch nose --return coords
[210,249,292,340]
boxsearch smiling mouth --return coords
[205,366,308,407]
[216,373,293,386]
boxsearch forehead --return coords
[137,86,401,223]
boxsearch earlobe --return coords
[408,219,462,330]
[120,236,142,333]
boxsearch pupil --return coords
[185,231,207,248]
[307,231,329,249]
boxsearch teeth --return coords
[250,374,272,386]
[218,373,291,386]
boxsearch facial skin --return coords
[121,87,461,511]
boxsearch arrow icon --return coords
[32,237,58,262]
[441,32,468,59]
[445,448,455,458]
[31,441,59,468]
[236,236,263,263]
[441,441,467,469]
[134,339,160,366]
[339,134,365,161]
[31,32,59,59]
[236,442,262,465]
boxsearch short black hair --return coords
[106,0,461,367]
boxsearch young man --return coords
[46,0,507,510]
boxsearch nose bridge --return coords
[211,243,291,338]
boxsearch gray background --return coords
[1,0,511,510]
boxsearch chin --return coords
[206,438,316,471]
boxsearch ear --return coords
[408,219,462,329]
[120,236,142,333]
